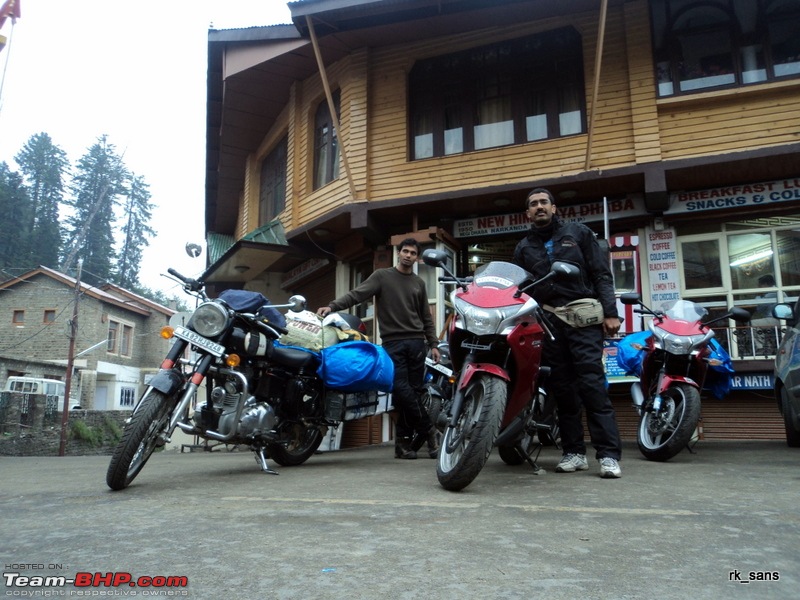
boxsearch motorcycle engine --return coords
[238,400,278,439]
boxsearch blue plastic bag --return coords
[704,338,734,399]
[318,341,394,392]
[615,331,651,376]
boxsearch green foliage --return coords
[70,416,124,448]
[15,132,69,270]
[103,415,123,444]
[69,419,105,447]
[1,132,162,295]
[0,162,33,271]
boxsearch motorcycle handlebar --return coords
[168,268,204,293]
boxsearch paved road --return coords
[1,440,798,599]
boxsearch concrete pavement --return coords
[1,440,798,599]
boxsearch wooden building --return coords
[204,0,800,442]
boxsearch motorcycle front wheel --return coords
[638,382,701,462]
[437,373,506,491]
[267,422,324,466]
[106,390,175,490]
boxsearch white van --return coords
[3,376,80,410]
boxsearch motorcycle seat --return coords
[272,343,320,369]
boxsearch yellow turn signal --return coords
[226,354,241,367]
[160,326,175,339]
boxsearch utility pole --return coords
[59,259,82,456]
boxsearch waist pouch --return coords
[543,298,604,328]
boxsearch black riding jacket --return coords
[512,216,619,319]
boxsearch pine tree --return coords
[14,132,69,269]
[115,173,155,289]
[0,162,33,272]
[61,135,129,286]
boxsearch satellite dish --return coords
[185,243,202,258]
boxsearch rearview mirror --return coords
[729,307,751,323]
[287,295,307,313]
[550,261,581,280]
[620,292,642,305]
[772,303,795,320]
[422,248,448,267]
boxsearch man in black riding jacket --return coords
[513,187,623,478]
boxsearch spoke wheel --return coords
[267,423,324,466]
[637,382,700,462]
[436,374,506,491]
[106,390,175,491]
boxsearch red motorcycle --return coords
[421,249,578,491]
[618,293,751,461]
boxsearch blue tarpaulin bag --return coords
[318,341,394,392]
[615,331,651,376]
[704,338,734,399]
[218,289,287,329]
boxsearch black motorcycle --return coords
[106,269,378,490]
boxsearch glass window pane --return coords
[678,29,735,91]
[740,44,767,83]
[727,232,773,290]
[777,228,800,286]
[681,240,722,289]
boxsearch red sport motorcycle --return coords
[619,293,751,461]
[421,249,578,491]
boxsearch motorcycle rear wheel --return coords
[638,382,701,462]
[106,390,175,491]
[437,374,506,491]
[267,423,324,466]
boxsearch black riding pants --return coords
[383,338,432,439]
[543,319,622,460]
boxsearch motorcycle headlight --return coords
[653,330,708,354]
[454,297,519,336]
[188,302,229,338]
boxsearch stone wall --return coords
[0,392,130,456]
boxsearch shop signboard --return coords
[665,178,800,214]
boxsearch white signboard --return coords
[454,196,647,238]
[665,178,800,214]
[645,226,681,307]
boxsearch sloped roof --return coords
[0,266,175,318]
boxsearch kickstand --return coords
[255,448,279,475]
[519,443,545,474]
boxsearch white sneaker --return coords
[555,453,589,472]
[599,457,622,478]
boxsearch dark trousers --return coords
[543,319,622,460]
[383,338,432,439]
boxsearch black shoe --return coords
[395,437,417,460]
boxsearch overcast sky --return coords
[0,0,293,295]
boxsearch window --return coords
[409,28,586,159]
[675,217,800,357]
[107,319,134,357]
[651,0,800,97]
[349,256,374,339]
[43,310,56,324]
[12,310,24,324]
[120,387,136,408]
[259,135,288,224]
[313,90,341,189]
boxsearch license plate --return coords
[173,326,225,357]
[426,357,453,377]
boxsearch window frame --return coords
[107,318,134,357]
[12,310,24,325]
[651,0,800,97]
[259,135,288,225]
[313,90,341,190]
[408,27,587,160]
